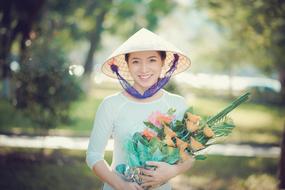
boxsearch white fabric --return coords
[86,90,188,190]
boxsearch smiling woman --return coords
[86,28,192,190]
[127,51,165,94]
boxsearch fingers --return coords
[146,161,161,167]
[127,182,144,190]
[140,168,154,176]
[134,183,144,190]
[139,174,153,182]
[141,181,156,189]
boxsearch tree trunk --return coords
[279,67,285,105]
[0,1,13,99]
[83,8,108,76]
[279,124,285,189]
[0,0,45,99]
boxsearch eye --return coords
[131,60,139,64]
[149,58,157,62]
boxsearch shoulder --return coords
[163,90,186,105]
[99,92,124,108]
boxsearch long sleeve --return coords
[86,99,114,170]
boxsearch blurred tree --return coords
[14,36,82,132]
[0,0,83,131]
[12,0,84,131]
[196,0,285,103]
[40,0,176,75]
[164,80,182,95]
[0,0,45,99]
[0,0,175,130]
[83,0,176,75]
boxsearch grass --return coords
[0,147,279,190]
[0,86,284,145]
[0,100,34,134]
[185,155,278,190]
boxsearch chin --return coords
[137,82,156,90]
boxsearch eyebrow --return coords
[130,57,141,61]
[147,56,158,59]
[130,55,158,61]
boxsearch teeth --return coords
[139,74,151,79]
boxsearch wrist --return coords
[174,158,194,176]
[171,164,181,177]
[113,179,126,190]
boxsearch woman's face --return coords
[127,51,164,93]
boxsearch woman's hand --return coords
[139,161,178,189]
[120,181,144,190]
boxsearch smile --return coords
[138,74,153,80]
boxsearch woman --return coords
[86,28,193,190]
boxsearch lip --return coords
[138,74,153,80]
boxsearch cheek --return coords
[128,65,138,77]
[153,65,163,74]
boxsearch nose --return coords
[140,62,148,73]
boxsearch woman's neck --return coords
[122,89,164,103]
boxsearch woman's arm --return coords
[87,99,143,190]
[92,160,125,189]
[140,158,194,188]
[92,160,143,190]
[173,157,194,175]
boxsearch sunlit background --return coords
[0,0,284,190]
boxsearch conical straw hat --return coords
[101,28,191,81]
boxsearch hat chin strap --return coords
[110,54,179,99]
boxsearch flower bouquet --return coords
[116,93,250,185]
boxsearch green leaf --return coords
[116,164,127,174]
[144,121,162,134]
[149,137,160,153]
[162,146,180,164]
[195,155,207,160]
[151,148,165,162]
[167,108,176,115]
[128,153,141,167]
[212,120,235,137]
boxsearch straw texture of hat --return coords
[102,28,191,81]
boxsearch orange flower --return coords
[203,126,215,138]
[157,114,174,125]
[187,112,201,123]
[176,137,189,152]
[164,135,175,147]
[164,125,177,138]
[180,149,191,161]
[186,120,199,132]
[141,129,156,141]
[190,137,205,151]
[148,111,174,128]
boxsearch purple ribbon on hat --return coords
[110,54,179,99]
